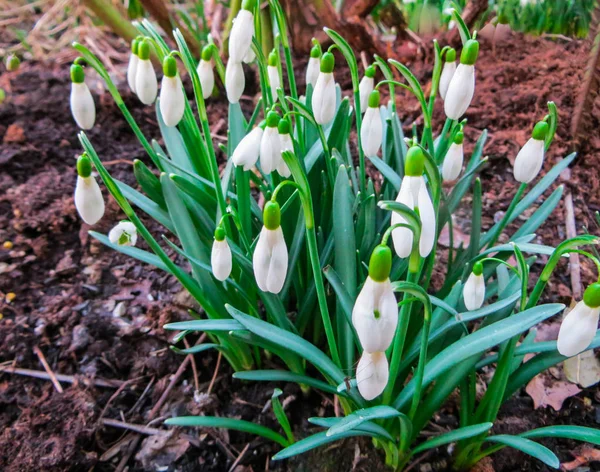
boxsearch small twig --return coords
[404,449,436,472]
[102,159,135,166]
[334,395,341,417]
[207,351,222,395]
[184,338,200,394]
[33,346,63,393]
[98,378,138,423]
[127,376,155,416]
[564,192,582,299]
[0,365,124,388]
[228,443,250,472]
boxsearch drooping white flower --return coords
[441,132,464,181]
[135,40,157,106]
[557,284,600,357]
[356,351,389,401]
[463,262,485,311]
[352,245,398,353]
[229,5,254,63]
[109,221,138,247]
[260,112,281,175]
[197,46,215,100]
[311,52,336,125]
[74,155,104,225]
[360,90,383,157]
[231,125,263,170]
[305,45,321,89]
[159,56,185,127]
[439,48,456,100]
[225,60,245,104]
[444,39,478,120]
[513,121,548,184]
[277,119,293,178]
[358,65,376,113]
[211,227,232,281]
[70,64,96,130]
[243,46,256,64]
[267,64,280,103]
[127,38,140,94]
[253,202,288,294]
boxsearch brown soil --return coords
[1,32,600,471]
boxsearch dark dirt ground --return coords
[1,30,600,472]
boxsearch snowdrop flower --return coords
[197,45,215,100]
[557,283,600,357]
[444,39,479,120]
[305,45,321,90]
[243,46,256,64]
[277,118,293,178]
[356,351,389,401]
[6,54,20,72]
[109,221,138,247]
[229,0,255,63]
[253,201,288,294]
[439,47,456,100]
[225,60,245,104]
[260,111,281,175]
[463,261,485,311]
[361,90,383,157]
[231,123,264,170]
[267,50,281,103]
[359,65,376,113]
[442,131,464,182]
[391,146,436,258]
[127,38,140,94]
[211,226,232,281]
[74,154,104,225]
[513,121,548,184]
[311,52,336,125]
[352,245,398,353]
[70,64,96,130]
[135,39,158,105]
[159,56,185,127]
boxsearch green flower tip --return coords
[278,118,291,135]
[263,201,281,230]
[532,121,548,141]
[445,48,456,63]
[76,155,93,178]
[310,45,321,59]
[460,40,479,66]
[6,54,20,72]
[473,261,483,276]
[369,245,392,282]
[201,45,213,62]
[453,131,464,145]
[242,0,256,12]
[404,146,425,177]
[320,52,335,73]
[584,282,600,308]
[365,65,376,78]
[268,50,278,67]
[131,38,140,55]
[497,13,509,25]
[214,226,226,241]
[266,111,281,128]
[70,64,85,83]
[138,40,151,61]
[368,90,380,108]
[163,55,177,77]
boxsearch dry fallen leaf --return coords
[525,374,581,411]
[135,431,189,470]
[561,445,600,471]
[438,223,470,248]
[564,349,600,388]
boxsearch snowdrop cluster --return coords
[225,0,255,103]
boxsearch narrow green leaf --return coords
[164,319,243,331]
[485,435,559,469]
[326,406,403,437]
[521,425,600,446]
[116,180,174,232]
[272,430,369,460]
[309,417,395,442]
[412,423,493,454]
[233,370,339,395]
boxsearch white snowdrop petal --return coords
[439,61,456,100]
[197,60,215,100]
[260,127,281,175]
[312,72,336,125]
[159,75,185,127]
[127,54,139,94]
[356,351,389,401]
[359,75,374,113]
[70,82,96,130]
[229,9,254,62]
[463,272,485,311]
[391,177,418,258]
[305,57,320,89]
[74,176,104,225]
[253,226,271,292]
[225,61,245,104]
[557,302,600,357]
[243,46,256,64]
[232,127,263,170]
[211,239,232,281]
[268,65,280,103]
[513,138,545,183]
[135,59,158,105]
[266,228,288,294]
[417,177,436,257]
[109,221,138,247]
[444,63,475,120]
[442,142,464,181]
[360,107,383,157]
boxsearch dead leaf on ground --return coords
[135,430,189,470]
[438,223,470,248]
[525,374,581,411]
[564,349,600,388]
[3,123,26,143]
[561,445,600,471]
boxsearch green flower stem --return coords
[408,295,432,420]
[316,124,335,187]
[435,118,455,164]
[251,39,272,112]
[485,183,527,249]
[427,41,447,118]
[209,43,226,85]
[382,223,413,246]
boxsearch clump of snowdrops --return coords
[70,2,600,469]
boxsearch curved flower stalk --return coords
[463,261,485,311]
[557,283,600,357]
[135,39,158,105]
[311,52,336,125]
[441,131,464,181]
[305,44,321,89]
[360,90,383,157]
[260,111,281,175]
[109,221,138,247]
[513,121,548,183]
[356,351,389,401]
[197,45,215,100]
[225,60,245,104]
[70,64,96,130]
[391,146,436,258]
[159,55,185,127]
[253,201,288,294]
[444,39,479,120]
[74,154,104,225]
[277,118,293,178]
[228,0,255,63]
[359,64,376,113]
[267,50,281,103]
[439,47,456,100]
[231,123,264,170]
[211,225,232,281]
[127,38,140,94]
